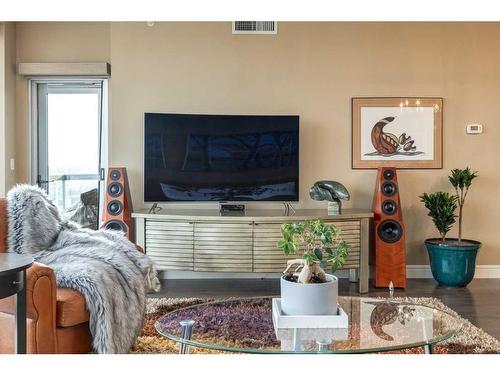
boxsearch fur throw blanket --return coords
[7,185,160,354]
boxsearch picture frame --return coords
[352,97,443,169]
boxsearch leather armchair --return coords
[0,198,92,354]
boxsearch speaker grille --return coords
[382,200,397,215]
[378,220,403,243]
[107,200,123,216]
[381,181,397,196]
[107,182,123,197]
[110,170,121,181]
[103,220,127,233]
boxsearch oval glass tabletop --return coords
[155,296,462,354]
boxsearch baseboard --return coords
[159,269,352,280]
[160,267,500,280]
[406,265,500,278]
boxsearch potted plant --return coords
[420,167,481,287]
[277,219,349,315]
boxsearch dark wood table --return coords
[0,253,34,354]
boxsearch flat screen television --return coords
[144,113,299,202]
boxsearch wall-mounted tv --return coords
[144,113,299,202]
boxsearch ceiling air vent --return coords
[232,21,277,34]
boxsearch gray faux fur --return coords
[7,184,161,354]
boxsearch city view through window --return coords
[46,92,100,211]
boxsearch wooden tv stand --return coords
[132,208,373,293]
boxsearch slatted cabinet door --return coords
[145,220,194,270]
[253,223,296,273]
[194,222,253,272]
[253,220,361,273]
[332,221,361,269]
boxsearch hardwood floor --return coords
[151,278,500,340]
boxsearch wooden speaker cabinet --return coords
[101,167,134,242]
[372,167,407,288]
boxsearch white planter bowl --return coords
[280,274,339,316]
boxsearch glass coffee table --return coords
[155,296,462,354]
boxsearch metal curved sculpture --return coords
[309,181,350,215]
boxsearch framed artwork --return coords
[352,97,443,169]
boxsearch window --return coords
[31,79,107,228]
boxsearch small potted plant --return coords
[420,167,481,287]
[277,219,349,315]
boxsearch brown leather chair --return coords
[0,198,93,354]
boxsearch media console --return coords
[132,209,373,293]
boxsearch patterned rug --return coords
[131,296,500,354]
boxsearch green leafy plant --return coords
[419,192,458,242]
[420,167,478,243]
[448,167,478,242]
[277,219,349,283]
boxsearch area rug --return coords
[131,296,500,354]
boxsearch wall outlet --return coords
[466,124,483,134]
[9,158,15,171]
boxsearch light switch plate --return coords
[9,158,15,171]
[466,124,483,134]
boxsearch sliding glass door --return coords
[34,80,105,228]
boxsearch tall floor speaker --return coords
[101,167,134,242]
[372,167,407,288]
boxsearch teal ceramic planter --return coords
[425,239,481,287]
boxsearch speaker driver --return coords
[383,169,395,180]
[107,200,123,216]
[107,182,123,197]
[381,181,397,196]
[104,220,126,233]
[378,220,403,243]
[110,170,121,181]
[381,200,397,215]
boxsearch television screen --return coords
[144,113,299,202]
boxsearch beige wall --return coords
[14,22,500,265]
[14,22,110,184]
[0,24,5,196]
[0,22,16,196]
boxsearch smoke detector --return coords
[232,21,277,34]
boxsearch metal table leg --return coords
[423,344,433,354]
[179,320,195,354]
[316,339,330,352]
[292,328,301,351]
[418,316,432,354]
[14,270,27,354]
